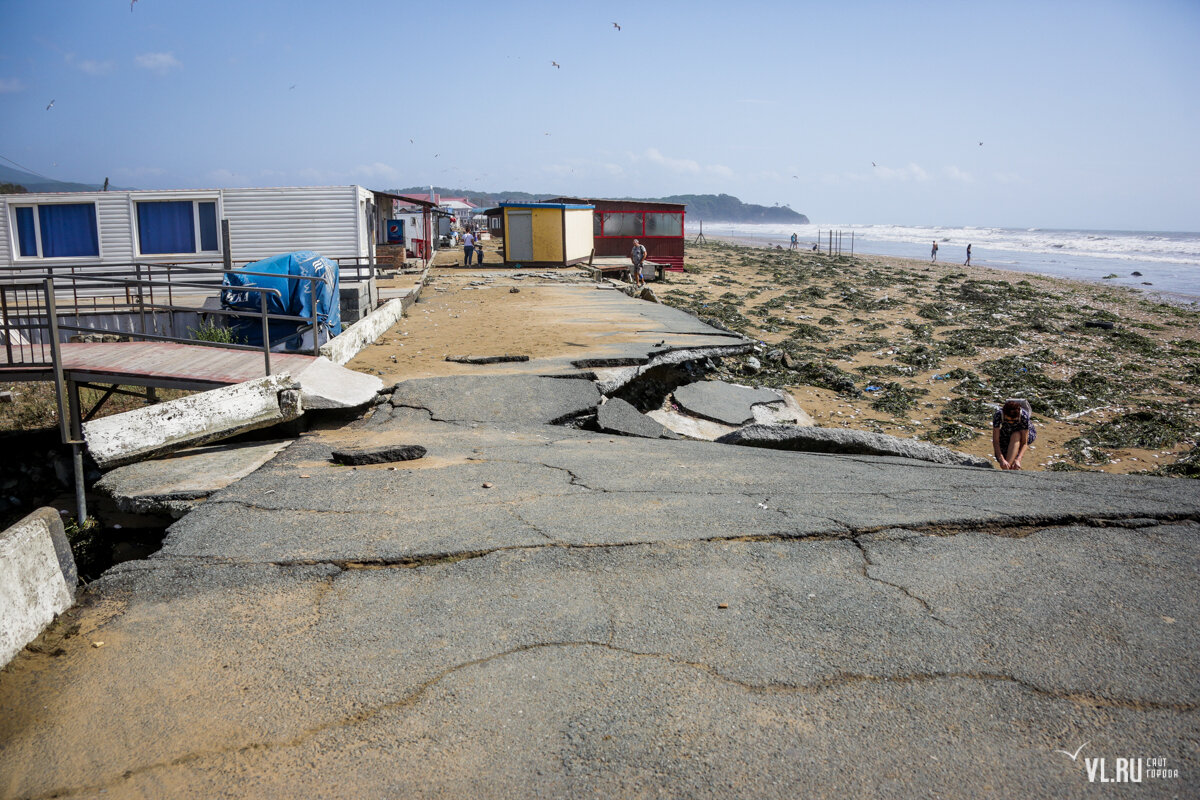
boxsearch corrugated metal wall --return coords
[221,186,363,262]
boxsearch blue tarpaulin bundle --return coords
[221,251,342,350]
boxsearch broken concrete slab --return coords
[94,440,293,518]
[389,375,601,426]
[291,356,384,410]
[330,444,427,466]
[1,507,76,667]
[445,355,530,365]
[673,380,789,426]
[645,409,739,441]
[320,296,408,366]
[84,373,302,470]
[596,398,679,440]
[717,424,993,468]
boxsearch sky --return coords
[1,0,1198,231]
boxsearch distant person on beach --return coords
[992,399,1036,470]
[475,237,484,265]
[462,230,476,265]
[630,239,647,287]
[964,243,972,266]
[931,240,939,262]
[790,233,799,250]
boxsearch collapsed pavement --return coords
[3,275,1199,799]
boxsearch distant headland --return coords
[394,187,809,225]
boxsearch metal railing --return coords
[0,264,337,374]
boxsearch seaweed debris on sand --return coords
[659,239,1200,475]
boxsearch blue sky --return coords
[1,0,1197,231]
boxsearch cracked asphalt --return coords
[3,369,1200,796]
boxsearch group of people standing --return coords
[931,240,972,265]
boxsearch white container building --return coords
[0,185,390,280]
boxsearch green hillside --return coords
[393,187,808,224]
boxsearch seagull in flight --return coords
[979,141,983,146]
[1055,742,1089,761]
[871,161,877,167]
[46,99,55,110]
[130,0,137,10]
[612,22,621,31]
[551,61,560,69]
[288,84,296,90]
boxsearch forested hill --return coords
[393,187,808,224]
[657,194,808,224]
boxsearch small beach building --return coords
[499,202,594,267]
[546,197,686,270]
[0,185,401,280]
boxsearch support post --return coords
[67,379,87,526]
[222,219,232,272]
[260,292,272,376]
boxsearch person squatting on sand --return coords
[993,399,1036,470]
[462,230,476,266]
[630,239,647,287]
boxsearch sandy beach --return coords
[366,236,1200,476]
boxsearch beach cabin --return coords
[499,202,594,267]
[546,197,686,271]
[0,185,398,281]
[482,207,504,240]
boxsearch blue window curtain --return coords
[138,201,196,254]
[15,207,37,256]
[38,204,99,257]
[197,202,218,252]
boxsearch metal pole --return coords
[851,232,855,256]
[309,278,319,357]
[0,287,12,365]
[260,292,272,375]
[222,219,232,272]
[69,381,87,526]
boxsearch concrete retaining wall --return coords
[1,508,77,668]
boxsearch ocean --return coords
[699,223,1200,304]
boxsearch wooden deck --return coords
[0,341,319,389]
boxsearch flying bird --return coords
[613,22,621,31]
[551,61,560,69]
[871,161,877,167]
[131,0,137,10]
[979,141,983,146]
[289,84,296,90]
[1055,742,1089,761]
[409,138,414,144]
[46,99,55,110]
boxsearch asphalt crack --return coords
[851,539,952,628]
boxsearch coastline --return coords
[701,228,1200,307]
[660,238,1200,475]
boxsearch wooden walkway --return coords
[0,341,319,389]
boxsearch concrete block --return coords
[1,507,77,667]
[84,373,302,470]
[292,357,384,410]
[339,280,376,325]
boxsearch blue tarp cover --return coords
[221,250,342,349]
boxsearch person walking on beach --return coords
[931,240,939,263]
[790,232,799,251]
[964,243,972,266]
[462,230,476,266]
[992,399,1036,470]
[630,239,647,287]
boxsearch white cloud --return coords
[945,165,973,183]
[642,148,733,178]
[352,162,400,181]
[135,52,182,74]
[875,162,930,182]
[78,59,115,76]
[0,78,24,93]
